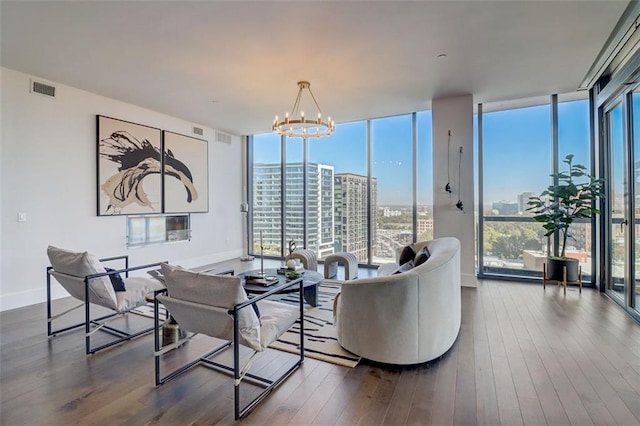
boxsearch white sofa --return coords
[333,237,461,365]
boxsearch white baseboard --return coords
[0,285,69,312]
[173,249,243,269]
[1,249,245,312]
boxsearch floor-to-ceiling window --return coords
[480,101,552,278]
[606,101,626,301]
[251,133,282,256]
[633,90,640,311]
[586,16,640,321]
[249,113,431,265]
[372,114,413,263]
[478,95,593,280]
[308,121,367,261]
[285,138,304,256]
[558,96,593,280]
[252,95,593,279]
[601,87,638,318]
[417,111,434,242]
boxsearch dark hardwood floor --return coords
[2,279,640,425]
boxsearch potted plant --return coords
[527,154,604,282]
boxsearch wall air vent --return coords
[192,126,204,136]
[30,79,56,98]
[215,131,232,144]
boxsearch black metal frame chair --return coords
[47,254,164,354]
[154,271,304,420]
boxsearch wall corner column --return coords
[432,95,477,287]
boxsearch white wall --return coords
[0,67,244,311]
[432,95,477,287]
[0,68,4,303]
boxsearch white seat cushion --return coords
[47,246,117,309]
[115,276,165,312]
[256,300,299,348]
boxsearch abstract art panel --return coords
[97,116,162,216]
[162,131,209,213]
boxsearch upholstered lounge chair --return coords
[154,263,304,420]
[334,237,461,365]
[46,245,165,354]
[286,248,318,271]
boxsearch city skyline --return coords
[252,162,382,261]
[253,98,591,207]
[249,97,627,277]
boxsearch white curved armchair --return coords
[333,237,461,365]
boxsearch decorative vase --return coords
[162,316,187,346]
[547,257,579,282]
[286,259,298,269]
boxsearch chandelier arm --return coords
[290,89,303,117]
[307,89,323,116]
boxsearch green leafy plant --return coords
[527,154,604,258]
[285,271,300,280]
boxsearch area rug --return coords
[131,281,360,368]
[269,281,361,368]
[131,303,167,321]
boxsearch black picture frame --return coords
[96,115,163,216]
[162,131,209,213]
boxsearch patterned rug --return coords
[132,281,360,368]
[131,303,167,321]
[270,281,360,368]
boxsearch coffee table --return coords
[240,269,323,307]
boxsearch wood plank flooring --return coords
[2,279,640,425]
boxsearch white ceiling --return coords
[0,1,630,136]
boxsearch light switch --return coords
[17,212,27,223]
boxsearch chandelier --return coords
[272,81,335,138]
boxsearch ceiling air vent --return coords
[192,126,204,136]
[215,131,232,144]
[30,79,56,98]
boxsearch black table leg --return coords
[303,284,319,307]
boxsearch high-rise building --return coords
[313,164,336,258]
[252,162,335,258]
[334,173,377,262]
[417,216,433,238]
[567,222,591,252]
[518,191,536,213]
[252,163,282,255]
[492,200,519,215]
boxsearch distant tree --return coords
[483,222,543,259]
[378,212,413,225]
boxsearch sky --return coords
[253,99,592,206]
[483,100,590,203]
